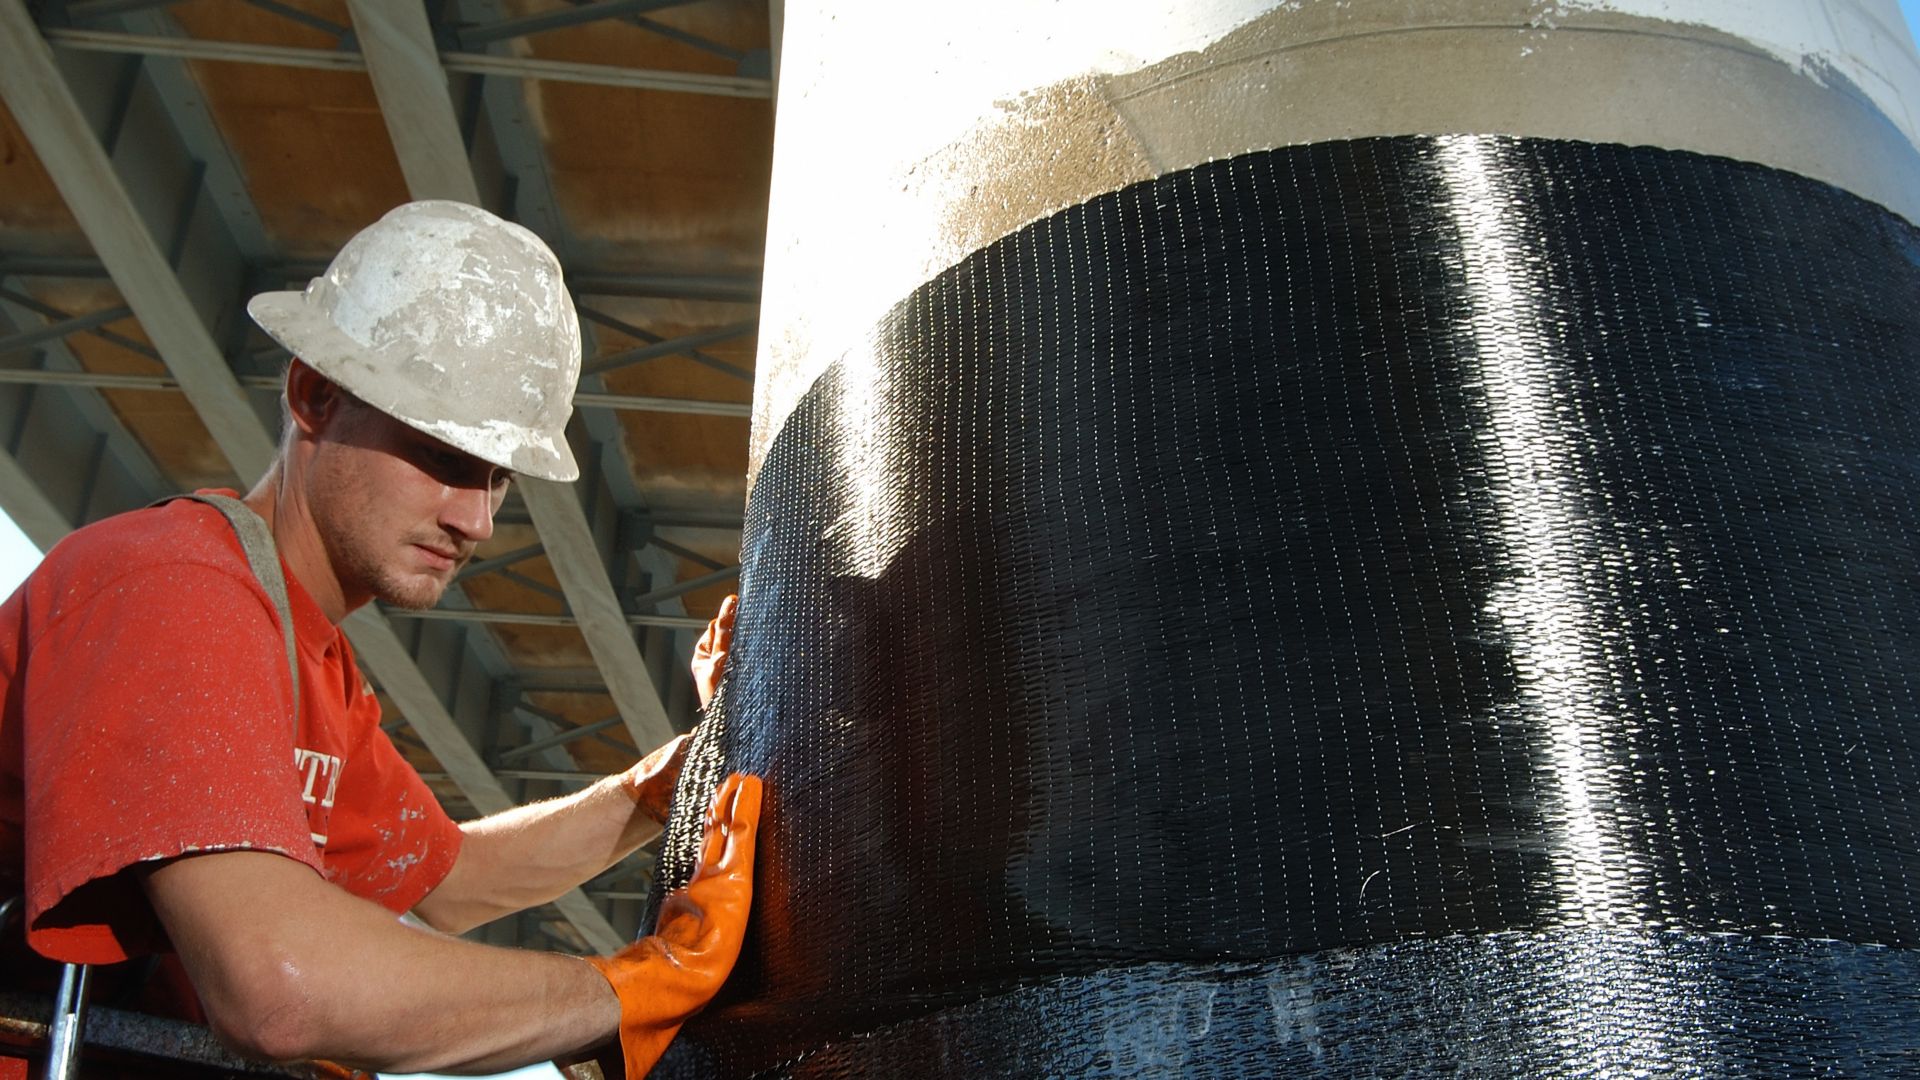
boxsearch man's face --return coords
[307,398,511,610]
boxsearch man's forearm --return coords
[146,851,619,1075]
[413,774,661,934]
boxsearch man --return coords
[0,201,756,1078]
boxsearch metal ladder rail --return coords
[1,895,88,1080]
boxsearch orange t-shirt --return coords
[0,492,462,964]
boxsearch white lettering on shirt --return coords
[292,747,343,808]
[292,747,343,848]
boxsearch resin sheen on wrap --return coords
[649,136,1920,1078]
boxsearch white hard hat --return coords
[247,200,582,482]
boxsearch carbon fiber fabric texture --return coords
[649,135,1920,1076]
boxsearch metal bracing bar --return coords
[41,28,774,97]
[0,287,160,359]
[456,0,694,47]
[515,702,630,756]
[647,534,726,572]
[96,51,142,156]
[573,270,761,303]
[0,257,114,280]
[256,260,761,303]
[456,540,545,581]
[0,0,275,480]
[4,384,32,454]
[64,0,180,20]
[504,670,608,693]
[0,369,260,392]
[520,479,679,748]
[239,0,350,41]
[497,714,624,764]
[163,158,206,268]
[340,610,520,819]
[624,14,746,63]
[515,700,576,730]
[0,366,750,415]
[444,49,766,95]
[581,319,757,378]
[498,567,567,604]
[572,389,749,416]
[47,28,364,70]
[509,506,743,531]
[424,768,607,783]
[75,432,108,524]
[631,564,739,609]
[388,606,708,630]
[652,510,745,530]
[576,305,753,381]
[424,768,608,784]
[0,303,130,356]
[768,0,782,92]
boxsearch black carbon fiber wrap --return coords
[650,135,1920,1077]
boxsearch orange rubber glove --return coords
[691,594,737,709]
[587,771,761,1079]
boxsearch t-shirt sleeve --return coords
[23,561,321,964]
[318,657,463,915]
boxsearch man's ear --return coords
[284,359,342,436]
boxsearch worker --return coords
[0,200,758,1079]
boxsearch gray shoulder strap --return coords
[151,493,301,730]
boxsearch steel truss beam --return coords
[41,27,774,97]
[455,0,695,47]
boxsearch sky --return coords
[0,508,39,600]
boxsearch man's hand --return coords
[587,772,761,1080]
[691,594,737,709]
[617,733,690,825]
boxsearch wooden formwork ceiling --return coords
[0,0,774,952]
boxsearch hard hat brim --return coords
[249,289,582,483]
